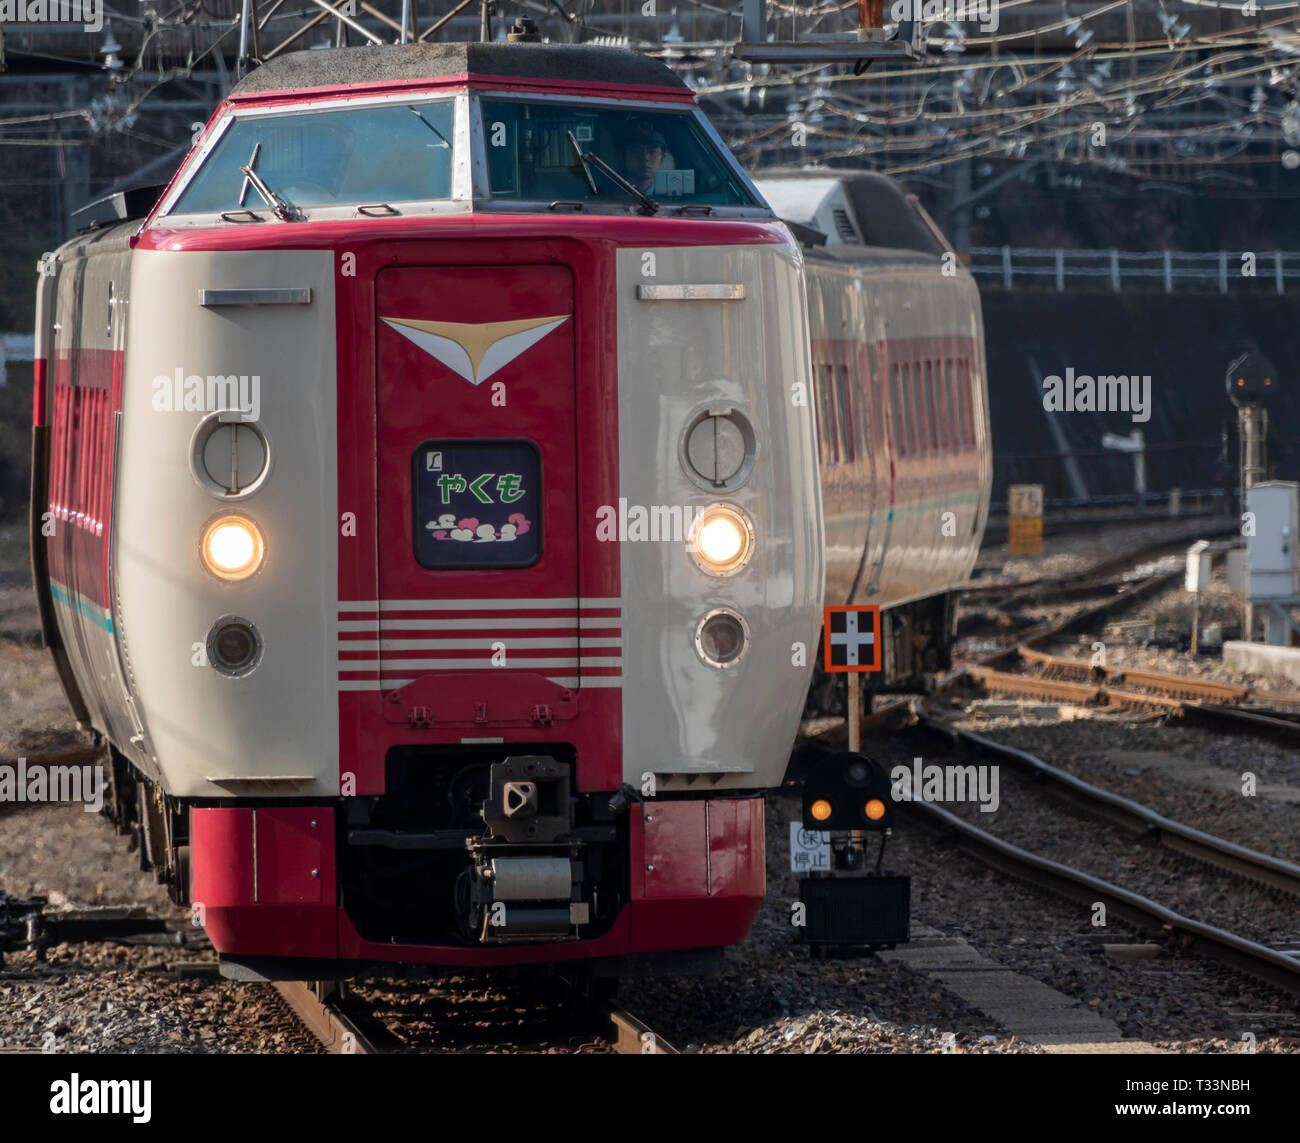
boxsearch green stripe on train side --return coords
[49,580,114,633]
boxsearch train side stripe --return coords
[49,580,113,632]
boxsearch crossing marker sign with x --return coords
[822,605,882,673]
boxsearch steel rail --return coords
[970,665,1191,711]
[960,520,1237,601]
[899,713,1300,998]
[895,784,1300,999]
[971,649,1300,740]
[913,702,1300,900]
[273,981,379,1054]
[1017,647,1300,708]
[607,1008,679,1054]
[274,979,674,1054]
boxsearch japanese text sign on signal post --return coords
[1008,483,1044,556]
[823,605,882,673]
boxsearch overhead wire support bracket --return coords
[734,0,919,64]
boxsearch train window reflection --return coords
[893,363,908,457]
[933,361,949,451]
[834,365,853,462]
[821,364,840,463]
[481,99,756,207]
[903,362,922,456]
[172,101,456,214]
[925,366,935,455]
[957,360,975,446]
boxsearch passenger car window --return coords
[480,99,756,207]
[171,101,456,214]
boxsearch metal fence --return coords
[968,248,1300,294]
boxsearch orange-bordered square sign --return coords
[822,605,882,673]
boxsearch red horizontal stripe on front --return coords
[340,626,621,641]
[225,73,697,107]
[339,612,622,624]
[338,647,620,661]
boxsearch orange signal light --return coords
[810,799,833,822]
[864,798,886,821]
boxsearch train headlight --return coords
[688,503,754,576]
[201,514,265,581]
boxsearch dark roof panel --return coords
[753,168,946,257]
[230,42,689,95]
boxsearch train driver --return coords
[618,121,668,195]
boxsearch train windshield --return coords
[171,100,456,214]
[480,99,757,208]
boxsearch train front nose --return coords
[352,262,605,943]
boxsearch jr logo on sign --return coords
[822,605,882,673]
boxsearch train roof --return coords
[228,42,690,96]
[750,169,946,258]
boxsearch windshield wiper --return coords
[567,130,600,196]
[238,162,302,222]
[408,106,452,148]
[238,142,261,208]
[567,135,659,216]
[235,140,301,222]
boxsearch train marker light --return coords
[694,608,751,668]
[810,799,833,822]
[207,616,263,676]
[201,515,265,580]
[689,503,754,575]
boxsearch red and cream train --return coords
[31,42,989,979]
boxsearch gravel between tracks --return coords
[0,806,323,1054]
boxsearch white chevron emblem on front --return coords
[381,313,570,386]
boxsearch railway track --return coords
[273,982,379,1054]
[2,887,677,1055]
[941,545,1299,741]
[960,646,1300,741]
[903,698,1300,1000]
[962,518,1237,603]
[273,977,678,1055]
[807,554,1189,744]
